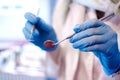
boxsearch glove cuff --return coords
[101,52,120,75]
[103,64,120,75]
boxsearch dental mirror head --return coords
[44,40,56,49]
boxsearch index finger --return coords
[73,19,105,33]
[24,12,38,24]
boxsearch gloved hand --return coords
[23,12,58,52]
[69,19,120,75]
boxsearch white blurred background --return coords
[0,0,57,79]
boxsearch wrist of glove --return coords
[23,12,58,52]
[94,51,120,75]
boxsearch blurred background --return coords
[0,0,57,80]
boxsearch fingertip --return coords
[73,19,98,33]
[74,24,81,33]
[72,43,78,49]
[80,48,87,52]
[24,12,33,18]
[24,12,37,24]
[69,38,73,43]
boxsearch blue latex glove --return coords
[69,19,120,75]
[23,12,58,52]
[46,77,57,80]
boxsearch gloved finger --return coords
[73,19,106,33]
[72,35,107,49]
[23,24,40,41]
[24,12,38,24]
[23,27,31,39]
[79,43,107,52]
[23,28,40,42]
[70,26,106,43]
[79,40,116,54]
[73,19,97,33]
[25,21,40,36]
[23,28,36,42]
[24,21,33,32]
[73,24,81,33]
